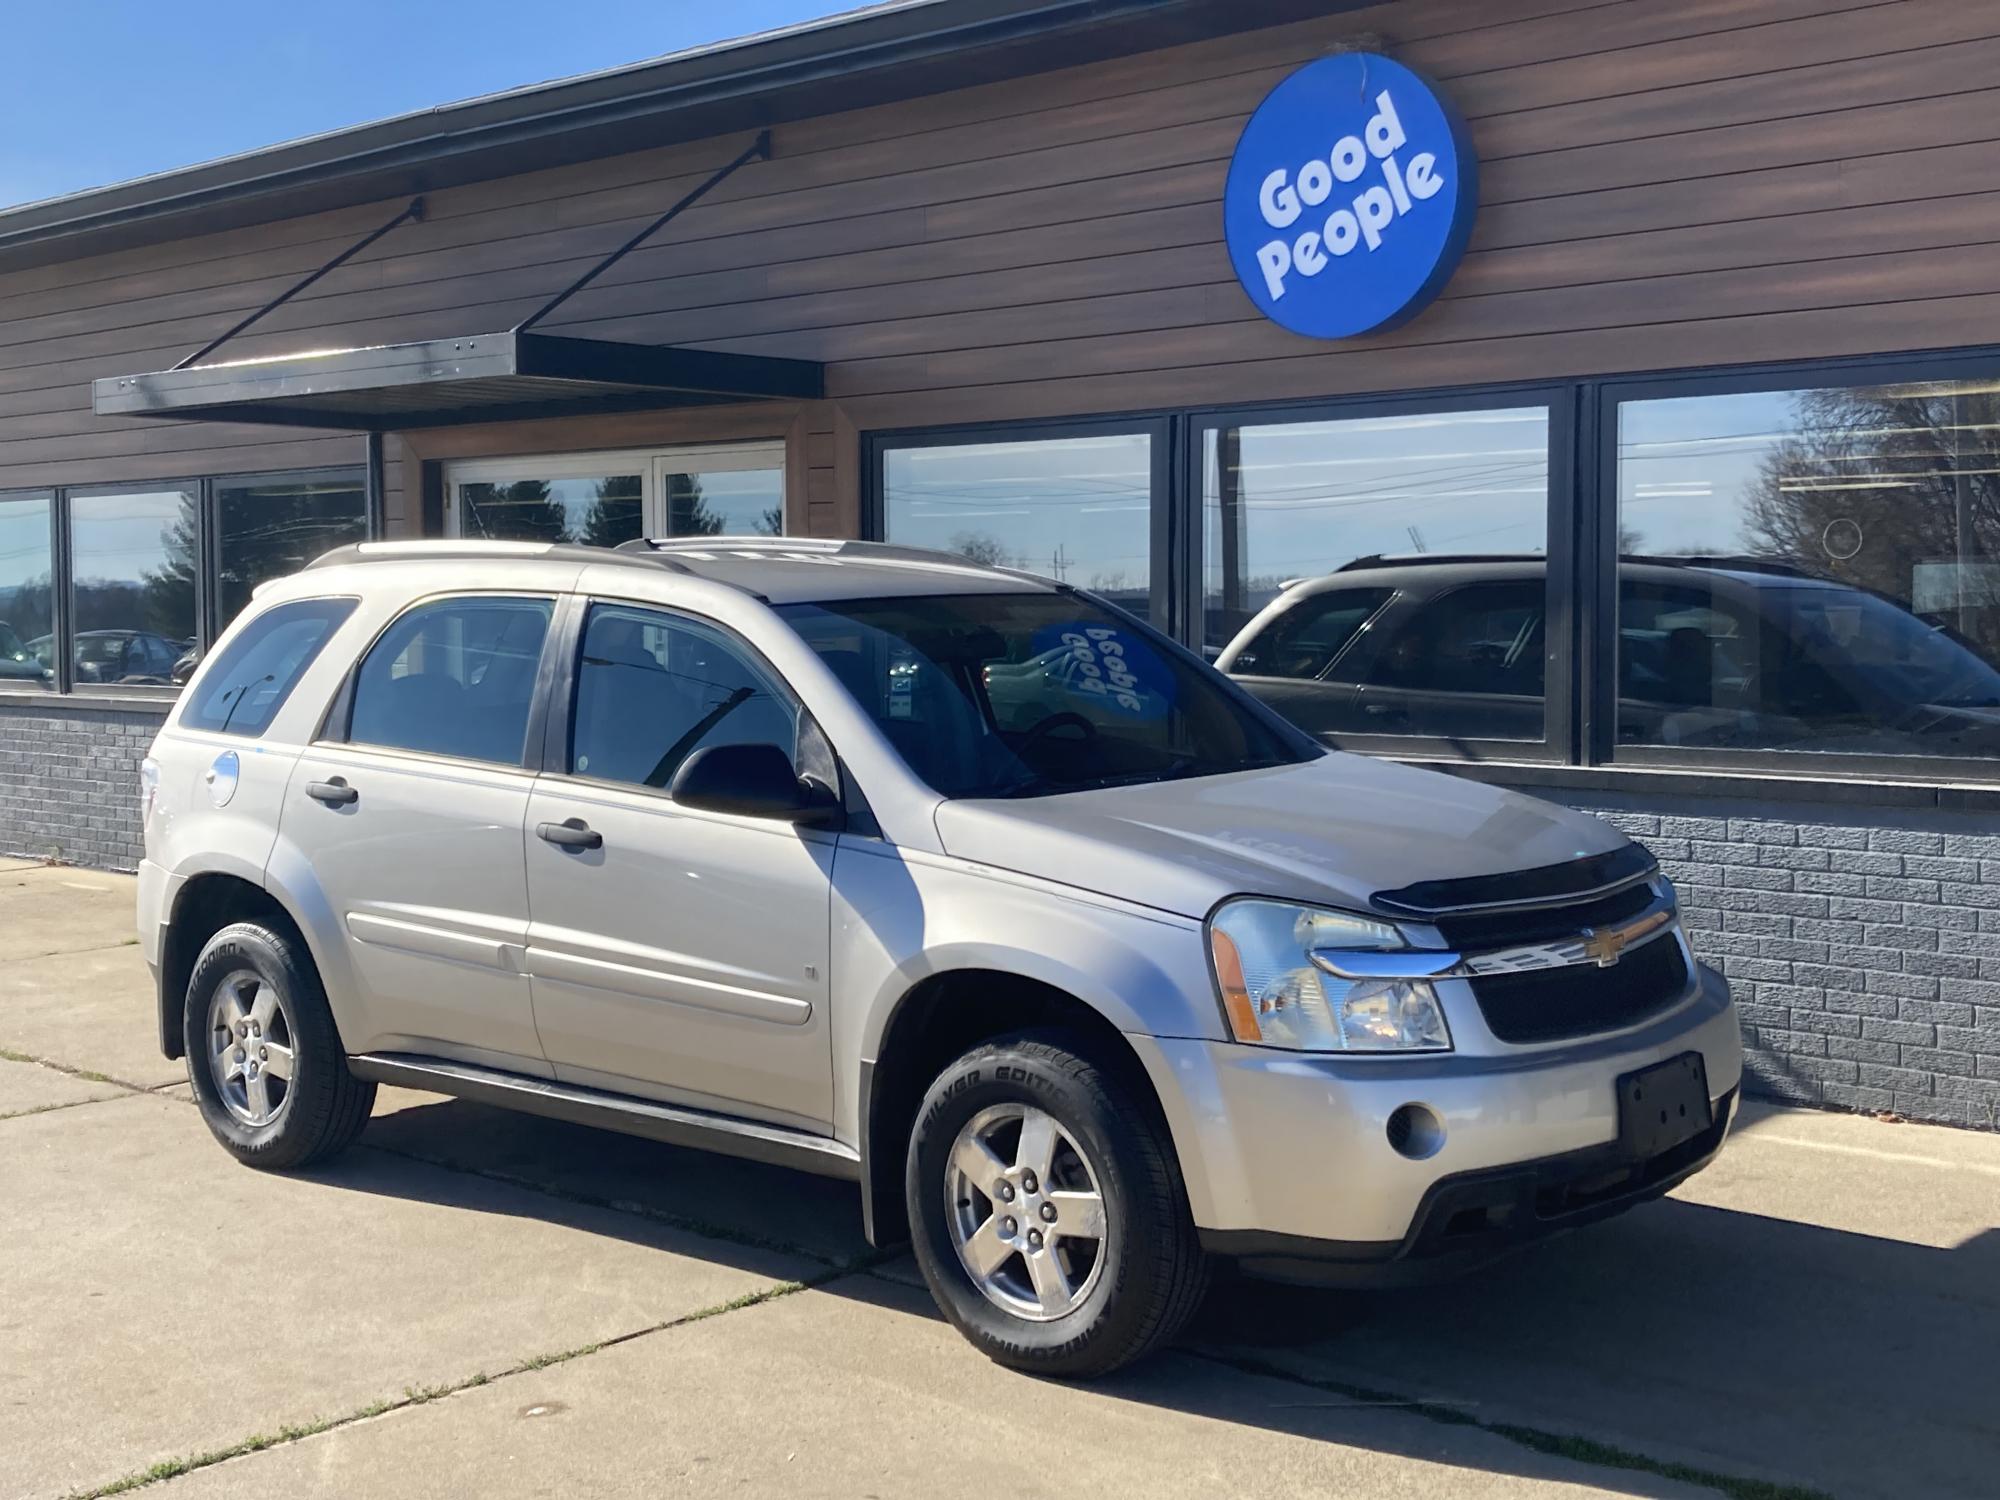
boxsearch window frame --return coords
[444,442,788,543]
[1183,383,1576,766]
[1590,349,2000,786]
[866,413,1178,631]
[0,487,58,694]
[322,589,562,772]
[209,465,371,638]
[867,386,1573,765]
[63,481,204,697]
[0,466,367,703]
[539,592,810,803]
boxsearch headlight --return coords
[1207,898,1453,1053]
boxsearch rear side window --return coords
[180,597,356,737]
[347,595,553,765]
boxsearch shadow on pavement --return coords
[323,1096,1999,1500]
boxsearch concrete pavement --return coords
[2,864,1996,1499]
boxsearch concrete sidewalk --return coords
[2,863,1996,1499]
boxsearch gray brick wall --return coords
[1555,793,2000,1133]
[0,699,168,870]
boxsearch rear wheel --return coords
[905,1031,1207,1377]
[184,921,374,1169]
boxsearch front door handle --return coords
[306,778,358,806]
[537,817,602,851]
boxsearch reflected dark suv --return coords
[1216,555,2000,754]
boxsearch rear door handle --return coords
[537,818,602,851]
[306,778,358,806]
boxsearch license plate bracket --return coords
[1617,1052,1712,1160]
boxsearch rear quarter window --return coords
[180,597,357,737]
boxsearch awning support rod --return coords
[171,197,427,371]
[513,130,770,334]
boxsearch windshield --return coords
[778,592,1314,799]
[1780,585,2000,709]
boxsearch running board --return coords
[347,1052,860,1180]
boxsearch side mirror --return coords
[669,742,841,827]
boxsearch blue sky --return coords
[0,0,850,211]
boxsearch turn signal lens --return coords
[1208,924,1262,1044]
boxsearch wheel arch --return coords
[158,871,320,1060]
[858,968,1174,1249]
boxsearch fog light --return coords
[1386,1103,1445,1161]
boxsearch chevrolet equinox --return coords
[139,537,1740,1376]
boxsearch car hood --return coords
[931,753,1628,920]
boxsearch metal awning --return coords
[91,132,821,434]
[92,331,824,431]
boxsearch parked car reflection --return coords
[0,621,49,684]
[22,629,189,687]
[1216,555,2000,756]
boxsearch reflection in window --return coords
[1617,383,2000,758]
[881,433,1155,622]
[215,473,367,627]
[0,492,53,691]
[70,488,199,688]
[665,468,783,537]
[1207,408,1550,743]
[458,475,642,546]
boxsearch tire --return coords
[183,920,375,1170]
[905,1030,1208,1378]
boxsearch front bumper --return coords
[1127,961,1740,1274]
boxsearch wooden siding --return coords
[5,0,2000,507]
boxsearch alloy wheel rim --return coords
[206,970,295,1127]
[944,1102,1109,1322]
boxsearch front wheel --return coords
[905,1031,1207,1377]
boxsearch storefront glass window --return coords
[1206,407,1550,742]
[881,432,1155,622]
[69,487,199,689]
[1616,383,2000,759]
[458,473,643,546]
[0,492,54,691]
[663,465,783,537]
[215,472,368,627]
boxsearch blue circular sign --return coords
[1224,53,1477,340]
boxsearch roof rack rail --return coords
[301,538,691,574]
[1618,552,1819,578]
[1335,552,1547,572]
[614,535,1040,572]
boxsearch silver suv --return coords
[138,538,1741,1376]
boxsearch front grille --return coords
[1469,931,1692,1045]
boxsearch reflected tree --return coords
[1744,385,2000,653]
[950,532,1012,567]
[469,480,572,542]
[667,474,722,536]
[580,476,644,548]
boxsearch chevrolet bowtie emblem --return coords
[1580,909,1671,967]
